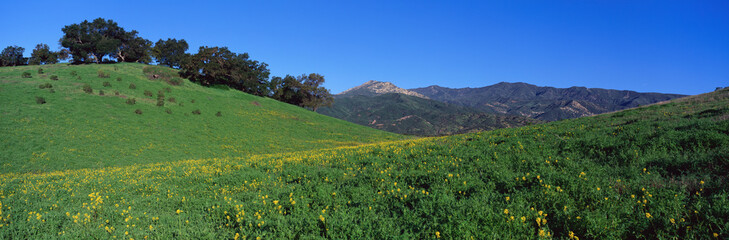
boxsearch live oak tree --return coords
[180,46,270,96]
[60,18,151,64]
[116,30,152,63]
[151,38,188,68]
[0,45,26,66]
[28,44,60,65]
[269,74,333,111]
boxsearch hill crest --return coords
[338,80,429,99]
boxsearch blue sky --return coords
[1,1,727,95]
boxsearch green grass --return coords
[0,63,404,174]
[0,63,727,239]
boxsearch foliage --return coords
[1,45,26,66]
[126,98,136,105]
[38,83,52,89]
[50,75,59,80]
[21,72,31,78]
[144,90,153,97]
[82,84,92,94]
[156,91,165,107]
[60,18,151,64]
[270,74,334,111]
[37,67,44,74]
[28,44,60,65]
[134,109,142,114]
[180,46,270,96]
[103,81,111,87]
[35,96,46,104]
[97,70,110,78]
[129,83,136,89]
[99,90,105,96]
[192,109,201,115]
[215,111,222,117]
[151,38,188,68]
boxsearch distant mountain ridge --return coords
[410,82,686,121]
[338,80,429,99]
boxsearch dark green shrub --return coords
[129,83,136,89]
[76,76,82,80]
[99,90,105,96]
[82,84,92,94]
[22,72,31,78]
[38,83,52,89]
[103,82,111,87]
[215,111,222,117]
[49,89,55,93]
[126,98,136,105]
[156,91,165,106]
[144,90,153,97]
[36,96,46,104]
[191,99,195,103]
[168,97,176,103]
[134,109,142,115]
[97,70,110,78]
[37,68,44,74]
[50,75,58,80]
[192,109,201,115]
[70,70,77,76]
[114,91,119,96]
[116,77,122,82]
[165,108,172,114]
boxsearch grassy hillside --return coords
[1,80,726,238]
[0,63,403,174]
[318,93,540,136]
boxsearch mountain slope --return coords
[411,82,686,121]
[0,63,404,174]
[338,80,428,98]
[318,93,539,136]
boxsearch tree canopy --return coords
[29,44,59,65]
[180,46,270,96]
[151,38,188,68]
[0,46,26,67]
[60,18,151,64]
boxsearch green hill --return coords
[0,63,403,174]
[318,93,540,136]
[1,66,726,239]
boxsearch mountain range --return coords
[318,80,686,135]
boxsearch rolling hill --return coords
[0,63,404,174]
[318,93,539,136]
[1,72,726,239]
[411,82,687,121]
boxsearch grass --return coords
[0,63,727,239]
[0,63,404,174]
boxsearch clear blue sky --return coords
[1,0,727,95]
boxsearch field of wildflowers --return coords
[1,64,727,239]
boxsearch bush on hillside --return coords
[22,72,31,78]
[38,83,52,89]
[168,97,176,103]
[116,77,122,82]
[165,108,172,114]
[134,109,142,115]
[215,111,222,117]
[50,75,58,80]
[37,68,44,74]
[70,70,77,76]
[35,96,46,104]
[99,90,105,96]
[82,84,92,94]
[192,109,201,115]
[126,98,136,105]
[97,70,110,78]
[129,83,136,89]
[144,90,153,97]
[103,81,111,87]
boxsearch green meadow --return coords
[1,64,727,239]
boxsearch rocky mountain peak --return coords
[338,80,429,99]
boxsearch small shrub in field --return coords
[191,99,195,103]
[165,108,172,114]
[179,102,184,107]
[70,70,77,76]
[50,75,58,80]
[216,111,222,117]
[134,109,142,115]
[49,89,55,93]
[126,98,136,105]
[114,91,119,96]
[35,97,46,104]
[38,83,52,89]
[103,81,111,87]
[37,68,44,74]
[156,91,165,106]
[169,77,183,86]
[129,83,136,89]
[22,72,31,78]
[82,84,92,94]
[168,97,176,103]
[144,90,153,97]
[97,70,110,78]
[116,77,122,82]
[76,76,82,80]
[114,66,119,71]
[99,90,105,96]
[192,109,201,115]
